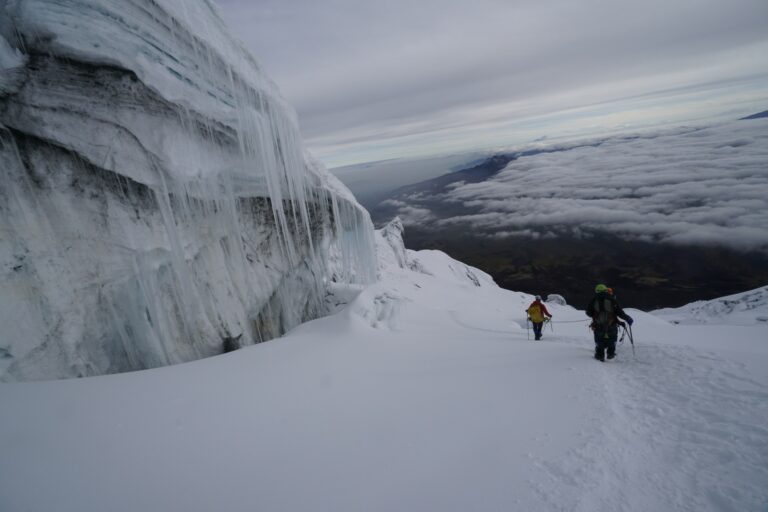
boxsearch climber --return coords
[526,295,552,341]
[586,284,633,361]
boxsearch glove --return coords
[627,316,634,326]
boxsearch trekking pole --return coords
[628,324,636,357]
[548,318,554,332]
[526,318,530,340]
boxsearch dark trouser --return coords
[593,324,618,358]
[532,321,543,340]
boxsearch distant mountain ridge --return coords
[740,110,768,120]
[375,153,517,211]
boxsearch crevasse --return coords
[0,0,377,381]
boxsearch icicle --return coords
[0,0,378,381]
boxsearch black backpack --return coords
[591,295,616,327]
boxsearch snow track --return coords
[533,333,768,512]
[599,343,768,511]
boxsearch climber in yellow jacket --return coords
[526,295,553,341]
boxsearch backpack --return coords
[527,303,544,323]
[591,296,615,328]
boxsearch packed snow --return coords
[1,220,766,511]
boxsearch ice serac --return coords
[0,0,377,381]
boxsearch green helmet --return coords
[595,284,608,293]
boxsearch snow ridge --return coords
[653,285,768,325]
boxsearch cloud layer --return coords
[394,119,768,251]
[216,0,768,165]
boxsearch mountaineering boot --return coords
[607,349,616,360]
[594,348,605,362]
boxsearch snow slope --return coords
[1,221,766,511]
[653,285,768,325]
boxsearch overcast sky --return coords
[215,0,768,167]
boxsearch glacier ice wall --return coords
[0,0,376,381]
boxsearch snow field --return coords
[1,226,767,511]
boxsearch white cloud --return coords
[395,206,435,225]
[421,120,768,251]
[380,199,407,208]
